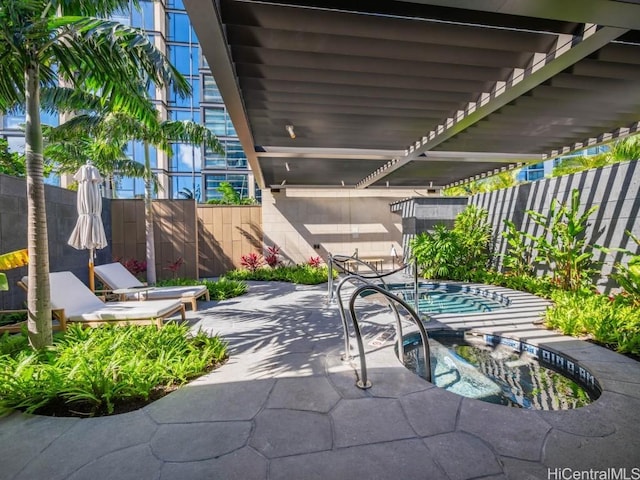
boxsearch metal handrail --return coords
[327,253,408,303]
[335,274,404,364]
[348,284,431,389]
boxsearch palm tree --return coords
[0,0,189,349]
[49,110,223,283]
[609,134,640,162]
[178,186,201,201]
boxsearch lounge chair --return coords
[94,262,210,311]
[20,271,185,329]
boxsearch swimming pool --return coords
[387,282,508,315]
[402,331,599,410]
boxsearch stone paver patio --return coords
[1,280,639,480]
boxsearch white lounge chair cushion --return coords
[23,272,182,323]
[94,262,145,289]
[94,262,207,301]
[136,285,208,302]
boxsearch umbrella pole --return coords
[89,249,95,292]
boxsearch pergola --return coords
[184,0,640,191]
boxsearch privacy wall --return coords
[0,174,112,309]
[261,188,427,268]
[470,160,640,289]
[110,200,263,279]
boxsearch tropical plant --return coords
[411,224,461,280]
[550,154,612,178]
[308,256,322,268]
[48,108,223,284]
[206,181,256,205]
[240,252,264,272]
[178,186,201,201]
[264,245,281,268]
[117,258,147,279]
[527,189,598,290]
[411,206,492,281]
[608,134,640,162]
[226,264,333,285]
[609,231,640,305]
[0,138,25,177]
[501,219,536,276]
[544,289,640,354]
[0,323,228,416]
[453,205,492,274]
[43,121,152,198]
[163,257,185,279]
[0,0,190,348]
[442,169,521,196]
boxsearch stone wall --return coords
[390,196,469,261]
[0,174,112,309]
[470,160,640,289]
[261,188,432,269]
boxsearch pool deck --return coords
[1,279,639,480]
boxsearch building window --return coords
[169,109,200,122]
[204,107,236,136]
[203,75,222,103]
[172,175,201,200]
[225,141,247,169]
[167,0,184,9]
[168,44,194,75]
[205,173,249,201]
[204,140,247,169]
[132,1,155,29]
[171,143,202,172]
[167,12,191,42]
[114,176,149,199]
[168,77,199,107]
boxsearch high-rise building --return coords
[0,0,258,203]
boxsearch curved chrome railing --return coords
[334,274,404,364]
[348,284,432,389]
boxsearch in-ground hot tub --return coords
[402,330,601,410]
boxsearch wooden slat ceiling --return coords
[185,0,640,189]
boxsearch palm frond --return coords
[39,87,106,115]
[161,120,225,155]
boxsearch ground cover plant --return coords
[229,248,334,285]
[227,264,332,285]
[156,277,248,300]
[0,323,227,417]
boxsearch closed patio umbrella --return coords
[68,162,107,291]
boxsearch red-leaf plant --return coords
[264,245,281,268]
[308,256,322,268]
[241,252,264,272]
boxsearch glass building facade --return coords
[0,0,258,202]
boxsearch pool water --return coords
[403,333,597,410]
[388,283,506,315]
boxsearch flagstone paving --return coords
[1,279,639,480]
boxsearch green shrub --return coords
[411,205,492,281]
[501,219,536,277]
[479,271,557,298]
[0,311,27,327]
[0,323,227,417]
[544,290,640,354]
[226,265,332,285]
[527,189,599,291]
[609,230,640,305]
[156,277,248,300]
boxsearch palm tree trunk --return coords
[144,141,157,284]
[25,62,53,348]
